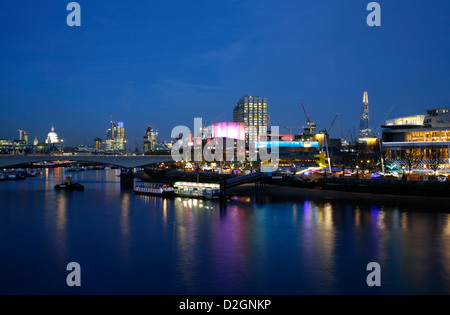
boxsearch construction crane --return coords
[327,113,339,134]
[346,130,354,143]
[372,104,396,134]
[321,113,338,173]
[301,102,311,126]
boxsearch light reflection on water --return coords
[0,168,449,294]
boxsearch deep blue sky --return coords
[0,0,449,147]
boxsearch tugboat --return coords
[54,176,84,191]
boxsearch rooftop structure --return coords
[45,124,60,144]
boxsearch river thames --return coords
[0,168,450,295]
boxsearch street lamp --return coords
[324,133,332,173]
[378,132,385,173]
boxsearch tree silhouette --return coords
[428,149,442,175]
[404,151,419,174]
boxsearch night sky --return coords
[0,0,449,147]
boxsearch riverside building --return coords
[382,107,450,172]
[233,96,268,147]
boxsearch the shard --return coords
[359,91,372,139]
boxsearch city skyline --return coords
[1,1,449,145]
[1,1,450,298]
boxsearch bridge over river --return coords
[0,154,268,194]
[0,154,173,169]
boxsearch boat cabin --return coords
[173,182,221,198]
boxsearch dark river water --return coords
[0,168,449,295]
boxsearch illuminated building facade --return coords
[382,108,450,172]
[94,138,102,152]
[143,125,158,153]
[106,121,126,152]
[211,122,245,141]
[258,130,322,168]
[45,124,63,152]
[233,96,268,146]
[45,124,60,144]
[359,92,375,143]
[19,130,28,144]
[0,139,13,153]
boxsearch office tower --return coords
[113,122,126,151]
[105,120,126,152]
[143,125,158,153]
[19,130,28,144]
[233,96,268,145]
[106,120,115,140]
[359,91,372,140]
[114,122,126,139]
[94,138,102,152]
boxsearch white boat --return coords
[133,183,174,196]
[173,182,221,199]
[0,173,6,180]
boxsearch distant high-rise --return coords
[233,96,268,145]
[94,138,102,152]
[114,122,126,139]
[19,130,28,144]
[143,125,158,153]
[359,91,372,141]
[106,120,114,140]
[105,120,126,152]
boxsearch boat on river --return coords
[133,182,174,196]
[1,170,26,180]
[54,176,84,191]
[26,169,38,177]
[173,182,221,199]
